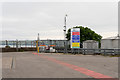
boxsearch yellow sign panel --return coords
[72,43,80,47]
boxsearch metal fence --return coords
[0,40,70,48]
[1,40,120,55]
[56,48,120,55]
[0,40,36,48]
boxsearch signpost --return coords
[71,28,80,48]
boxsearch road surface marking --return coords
[32,53,118,80]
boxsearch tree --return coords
[66,26,102,47]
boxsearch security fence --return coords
[56,48,120,55]
[0,40,120,55]
[0,40,70,48]
[0,40,36,48]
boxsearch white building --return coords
[83,40,99,49]
[101,35,120,49]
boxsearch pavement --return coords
[2,52,119,79]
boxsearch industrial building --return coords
[101,35,120,49]
[83,40,99,49]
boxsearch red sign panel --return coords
[72,32,80,35]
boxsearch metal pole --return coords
[63,14,67,53]
[31,41,32,47]
[50,40,52,46]
[5,40,8,47]
[20,41,21,48]
[16,39,18,52]
[25,41,26,47]
[13,41,14,48]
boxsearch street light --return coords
[63,14,67,53]
[64,14,67,40]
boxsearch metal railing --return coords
[56,48,120,55]
[1,40,120,55]
[0,40,36,48]
[0,40,70,48]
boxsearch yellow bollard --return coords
[37,46,39,53]
[36,40,39,53]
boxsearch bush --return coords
[5,45,10,48]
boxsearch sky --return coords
[1,1,118,40]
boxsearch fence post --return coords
[71,48,73,54]
[83,49,85,55]
[65,40,67,53]
[19,41,21,48]
[13,41,14,48]
[104,50,106,56]
[5,40,8,47]
[31,41,32,47]
[25,41,27,47]
[16,40,18,52]
[78,48,79,54]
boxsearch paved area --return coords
[2,57,13,69]
[2,52,118,79]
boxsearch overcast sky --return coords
[1,2,118,40]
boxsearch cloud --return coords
[100,31,118,39]
[1,2,118,40]
[0,0,119,2]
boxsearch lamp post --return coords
[64,14,67,40]
[63,14,67,53]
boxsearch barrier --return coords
[55,48,120,55]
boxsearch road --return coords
[2,52,118,80]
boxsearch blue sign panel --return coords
[72,40,80,43]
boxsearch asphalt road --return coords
[2,52,118,79]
